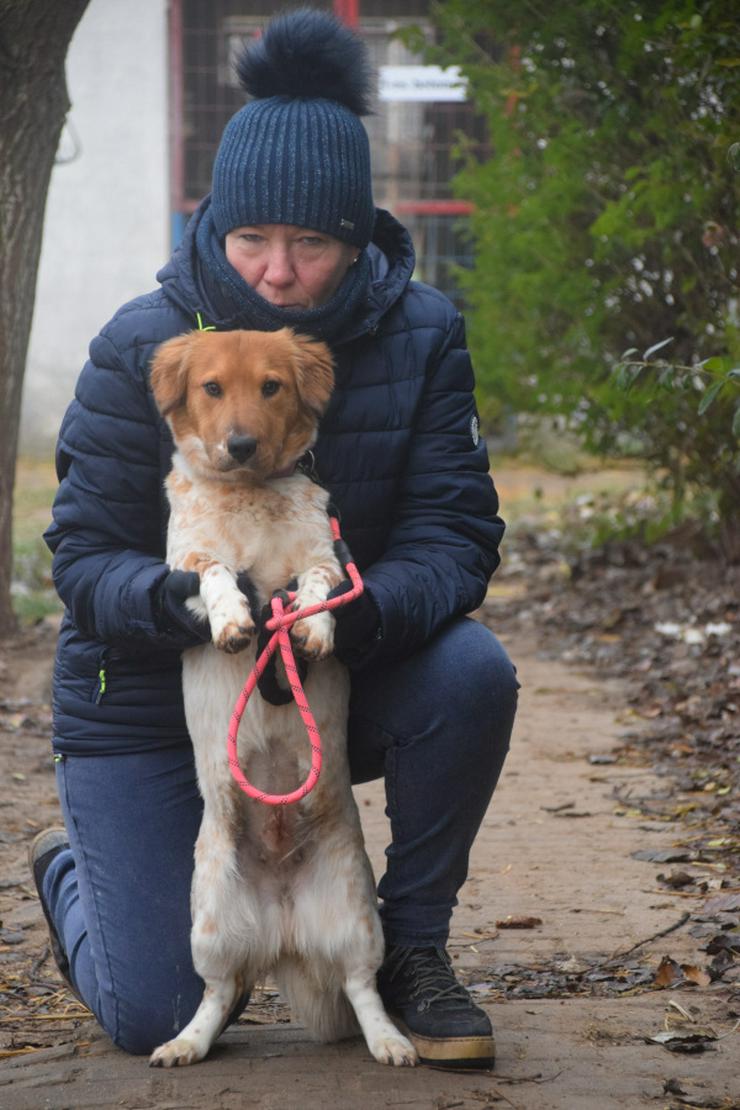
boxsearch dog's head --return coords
[150,328,334,482]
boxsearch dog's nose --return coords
[227,434,258,463]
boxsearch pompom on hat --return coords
[210,8,376,249]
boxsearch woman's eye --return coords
[262,379,281,398]
[203,381,222,397]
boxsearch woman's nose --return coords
[263,246,294,286]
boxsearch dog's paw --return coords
[290,612,334,660]
[368,1030,418,1067]
[210,598,255,654]
[149,1036,204,1068]
[213,620,255,654]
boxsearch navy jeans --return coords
[42,618,517,1054]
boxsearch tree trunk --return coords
[0,0,90,635]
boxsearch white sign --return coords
[379,65,468,103]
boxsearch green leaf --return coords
[733,405,740,439]
[697,379,725,415]
[642,337,674,360]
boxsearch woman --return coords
[31,8,517,1070]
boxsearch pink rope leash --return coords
[227,517,363,806]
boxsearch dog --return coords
[147,328,416,1068]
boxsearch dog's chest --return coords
[169,472,327,594]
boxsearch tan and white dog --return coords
[147,328,416,1068]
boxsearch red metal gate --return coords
[168,0,489,305]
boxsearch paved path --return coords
[1,631,737,1109]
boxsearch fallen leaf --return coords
[654,956,681,988]
[495,915,543,929]
[704,933,740,956]
[657,870,695,889]
[701,892,740,914]
[681,963,711,987]
[632,848,691,864]
[648,1027,718,1052]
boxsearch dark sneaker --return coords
[28,827,80,1001]
[378,944,495,1069]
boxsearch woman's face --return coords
[225,224,358,309]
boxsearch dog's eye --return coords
[203,381,222,398]
[262,380,281,398]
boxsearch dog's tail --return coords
[276,956,359,1043]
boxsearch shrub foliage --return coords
[407,2,739,547]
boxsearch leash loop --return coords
[227,517,363,806]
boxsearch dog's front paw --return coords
[149,1036,204,1068]
[210,598,255,654]
[290,612,334,660]
[213,620,256,654]
[368,1030,418,1067]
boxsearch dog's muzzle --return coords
[227,434,258,464]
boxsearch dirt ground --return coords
[1,615,738,1110]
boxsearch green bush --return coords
[405,1,739,551]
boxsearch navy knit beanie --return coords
[211,8,375,249]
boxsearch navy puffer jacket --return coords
[45,204,504,754]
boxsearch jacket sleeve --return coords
[343,311,504,668]
[44,326,195,650]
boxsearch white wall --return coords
[21,0,169,453]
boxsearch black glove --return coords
[327,581,383,669]
[154,569,210,646]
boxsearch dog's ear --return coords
[150,333,195,417]
[289,332,335,416]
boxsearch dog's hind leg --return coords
[342,960,417,1067]
[292,843,417,1066]
[149,974,244,1067]
[150,816,251,1067]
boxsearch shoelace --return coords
[386,946,475,1012]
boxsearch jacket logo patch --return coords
[470,414,480,447]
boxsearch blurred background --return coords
[22,0,490,451]
[9,0,740,621]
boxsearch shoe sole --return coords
[394,1018,495,1070]
[28,827,69,871]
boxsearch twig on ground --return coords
[716,1018,740,1041]
[579,912,690,975]
[494,1070,563,1085]
[29,945,50,978]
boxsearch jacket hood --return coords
[157,196,416,343]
